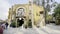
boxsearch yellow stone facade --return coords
[8,4,45,27]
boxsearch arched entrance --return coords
[17,18,24,26]
[16,8,25,27]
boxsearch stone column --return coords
[29,0,34,28]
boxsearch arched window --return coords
[17,8,25,17]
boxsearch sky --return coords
[0,0,60,20]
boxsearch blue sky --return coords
[0,0,60,20]
[55,0,60,3]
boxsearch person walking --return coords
[5,22,9,29]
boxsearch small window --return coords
[40,11,44,14]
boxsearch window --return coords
[40,11,44,14]
[17,8,25,17]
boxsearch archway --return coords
[16,7,25,27]
[17,18,24,27]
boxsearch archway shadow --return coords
[17,18,24,27]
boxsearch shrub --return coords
[10,21,16,28]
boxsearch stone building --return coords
[8,4,45,28]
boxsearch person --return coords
[1,23,6,29]
[0,25,3,34]
[5,22,8,29]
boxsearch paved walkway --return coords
[3,24,60,34]
[3,27,39,34]
[36,23,60,34]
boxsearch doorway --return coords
[17,18,24,27]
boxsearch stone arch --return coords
[16,7,26,15]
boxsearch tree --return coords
[53,4,60,25]
[42,0,53,23]
[42,0,57,23]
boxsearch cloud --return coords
[8,0,29,5]
[0,0,10,20]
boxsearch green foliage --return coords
[53,4,60,25]
[28,20,32,28]
[46,15,53,21]
[10,21,16,28]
